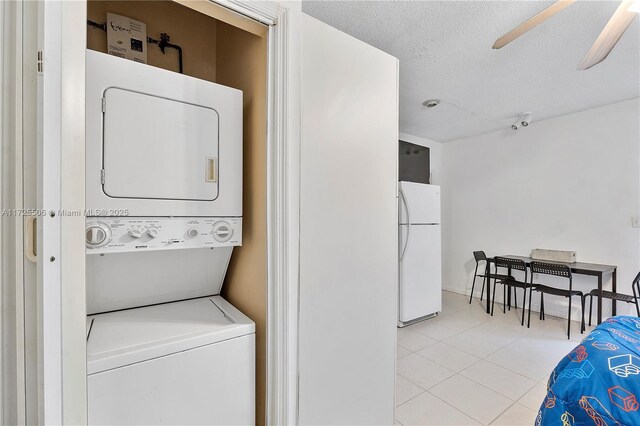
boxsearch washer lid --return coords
[86,296,254,375]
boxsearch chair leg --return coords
[503,283,506,314]
[521,287,527,326]
[580,295,585,334]
[514,287,518,310]
[527,288,533,328]
[567,295,572,340]
[469,278,476,304]
[480,275,486,302]
[491,279,497,316]
[470,266,478,304]
[588,294,593,327]
[539,294,543,320]
[635,299,640,317]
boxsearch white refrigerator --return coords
[398,181,442,326]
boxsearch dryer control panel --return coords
[85,217,242,254]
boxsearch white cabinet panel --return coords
[88,334,254,425]
[298,14,398,425]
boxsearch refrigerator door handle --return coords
[399,188,411,260]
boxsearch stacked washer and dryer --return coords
[84,50,254,425]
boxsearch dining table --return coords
[483,255,617,324]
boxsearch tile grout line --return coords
[426,388,484,425]
[397,292,578,425]
[430,372,521,425]
[459,296,556,424]
[444,298,539,424]
[412,346,484,374]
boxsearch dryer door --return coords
[102,88,219,201]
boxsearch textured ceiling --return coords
[302,1,640,142]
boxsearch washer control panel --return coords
[86,217,242,254]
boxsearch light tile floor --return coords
[395,290,595,425]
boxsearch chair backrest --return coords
[494,256,527,271]
[473,251,487,263]
[632,271,640,299]
[494,256,528,282]
[530,261,572,290]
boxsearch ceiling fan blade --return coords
[493,0,577,49]
[578,0,638,70]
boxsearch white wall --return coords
[442,98,640,319]
[399,132,443,185]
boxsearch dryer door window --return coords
[102,88,219,201]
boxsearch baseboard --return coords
[442,286,468,297]
[440,283,620,322]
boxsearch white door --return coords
[399,224,442,323]
[102,88,220,201]
[399,182,441,224]
[299,14,398,425]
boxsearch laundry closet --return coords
[84,1,268,424]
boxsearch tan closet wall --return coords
[87,0,218,81]
[86,2,269,424]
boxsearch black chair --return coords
[469,251,514,304]
[583,271,640,326]
[530,261,584,339]
[492,257,536,326]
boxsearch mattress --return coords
[539,316,640,425]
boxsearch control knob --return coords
[212,221,233,242]
[85,222,112,248]
[187,228,199,238]
[128,229,142,239]
[147,228,159,239]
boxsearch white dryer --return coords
[87,296,255,425]
[85,50,242,217]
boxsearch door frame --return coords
[2,0,301,424]
[1,1,27,424]
[184,1,302,423]
[223,2,302,424]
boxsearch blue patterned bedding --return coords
[539,316,640,426]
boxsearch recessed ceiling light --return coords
[422,99,440,108]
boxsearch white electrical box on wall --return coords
[85,50,243,217]
[106,13,148,63]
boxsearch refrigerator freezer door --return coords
[399,224,442,323]
[399,182,441,225]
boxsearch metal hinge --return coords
[37,50,44,73]
[101,97,106,113]
[100,169,105,185]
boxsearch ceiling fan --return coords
[493,0,639,70]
